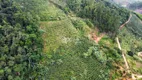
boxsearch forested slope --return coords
[0,0,47,79]
[51,0,129,34]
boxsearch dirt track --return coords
[119,14,132,29]
[117,13,142,80]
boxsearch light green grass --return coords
[40,2,79,53]
[47,54,108,80]
[134,12,142,20]
[40,2,93,53]
[40,19,79,53]
[118,27,136,51]
[118,26,142,52]
[40,1,109,80]
[40,1,66,21]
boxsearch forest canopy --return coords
[0,0,45,79]
[64,0,129,33]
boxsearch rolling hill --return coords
[1,0,142,80]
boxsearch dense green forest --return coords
[0,0,142,80]
[0,0,47,79]
[65,0,129,33]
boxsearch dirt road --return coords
[119,14,132,29]
[117,13,142,80]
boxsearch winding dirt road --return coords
[117,13,142,80]
[116,37,130,71]
[119,14,132,29]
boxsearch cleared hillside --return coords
[40,1,109,80]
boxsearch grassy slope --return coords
[134,13,142,20]
[40,2,79,53]
[118,14,142,52]
[40,1,109,80]
[40,0,142,79]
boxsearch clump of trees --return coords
[0,0,46,79]
[14,0,49,21]
[65,0,129,34]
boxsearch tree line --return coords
[65,0,129,34]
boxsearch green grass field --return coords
[40,2,80,53]
[40,1,109,80]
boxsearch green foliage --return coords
[133,12,142,20]
[9,0,140,79]
[66,0,81,12]
[83,46,107,63]
[0,0,45,79]
[38,1,112,79]
[46,46,109,80]
[64,0,129,34]
[85,19,94,28]
[14,0,49,21]
[71,18,91,36]
[118,27,142,53]
[99,36,122,64]
[118,17,142,75]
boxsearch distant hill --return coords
[110,0,142,14]
[128,1,142,14]
[110,0,141,7]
